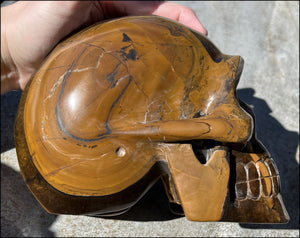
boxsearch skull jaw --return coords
[165,194,290,224]
[159,133,290,223]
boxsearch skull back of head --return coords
[15,16,289,223]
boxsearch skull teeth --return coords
[235,157,280,201]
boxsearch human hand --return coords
[1,1,207,94]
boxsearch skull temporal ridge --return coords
[15,16,289,223]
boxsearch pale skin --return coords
[1,1,207,95]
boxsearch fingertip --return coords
[196,24,208,36]
[188,17,208,36]
[181,6,208,36]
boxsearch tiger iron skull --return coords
[15,15,289,223]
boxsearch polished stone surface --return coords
[1,1,299,237]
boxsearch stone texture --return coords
[1,1,299,237]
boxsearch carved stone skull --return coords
[15,16,289,223]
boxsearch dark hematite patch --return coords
[122,33,132,42]
[120,47,138,61]
[126,49,137,60]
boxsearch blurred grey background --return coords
[1,1,299,237]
